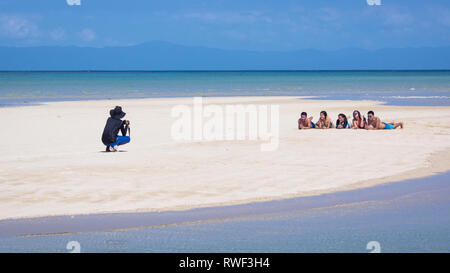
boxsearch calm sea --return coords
[1,71,450,106]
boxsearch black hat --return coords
[110,106,126,119]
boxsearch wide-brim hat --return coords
[110,106,126,119]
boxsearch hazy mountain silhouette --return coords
[1,41,449,70]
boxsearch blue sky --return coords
[0,0,449,51]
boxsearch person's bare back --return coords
[316,111,333,129]
[298,112,314,129]
[298,118,310,129]
[367,111,404,130]
[317,116,332,129]
[367,116,383,129]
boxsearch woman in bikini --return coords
[351,110,366,129]
[316,111,333,129]
[336,113,350,129]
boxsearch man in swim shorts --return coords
[366,110,403,130]
[298,112,315,129]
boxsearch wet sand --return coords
[0,170,449,237]
[0,171,449,252]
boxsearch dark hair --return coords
[320,111,327,118]
[368,111,374,116]
[336,113,348,128]
[301,112,307,117]
[353,110,367,124]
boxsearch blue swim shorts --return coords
[383,122,395,129]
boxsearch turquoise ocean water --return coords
[1,71,450,106]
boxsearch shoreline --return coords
[1,94,318,108]
[1,96,449,221]
[1,147,448,224]
[1,169,449,238]
[2,93,450,108]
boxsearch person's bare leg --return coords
[387,122,403,129]
[394,122,403,129]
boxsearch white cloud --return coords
[0,14,39,39]
[318,8,341,22]
[366,0,381,6]
[66,0,81,6]
[429,7,450,27]
[50,28,66,41]
[175,11,273,24]
[222,30,247,40]
[78,28,96,41]
[383,9,413,26]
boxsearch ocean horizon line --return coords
[1,69,450,73]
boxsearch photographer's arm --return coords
[120,120,129,136]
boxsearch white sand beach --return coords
[1,96,450,220]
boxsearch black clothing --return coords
[110,106,126,119]
[102,117,128,145]
[102,106,128,145]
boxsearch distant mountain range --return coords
[1,41,449,70]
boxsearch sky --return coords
[0,0,449,51]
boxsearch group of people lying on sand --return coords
[101,106,405,153]
[298,110,404,130]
